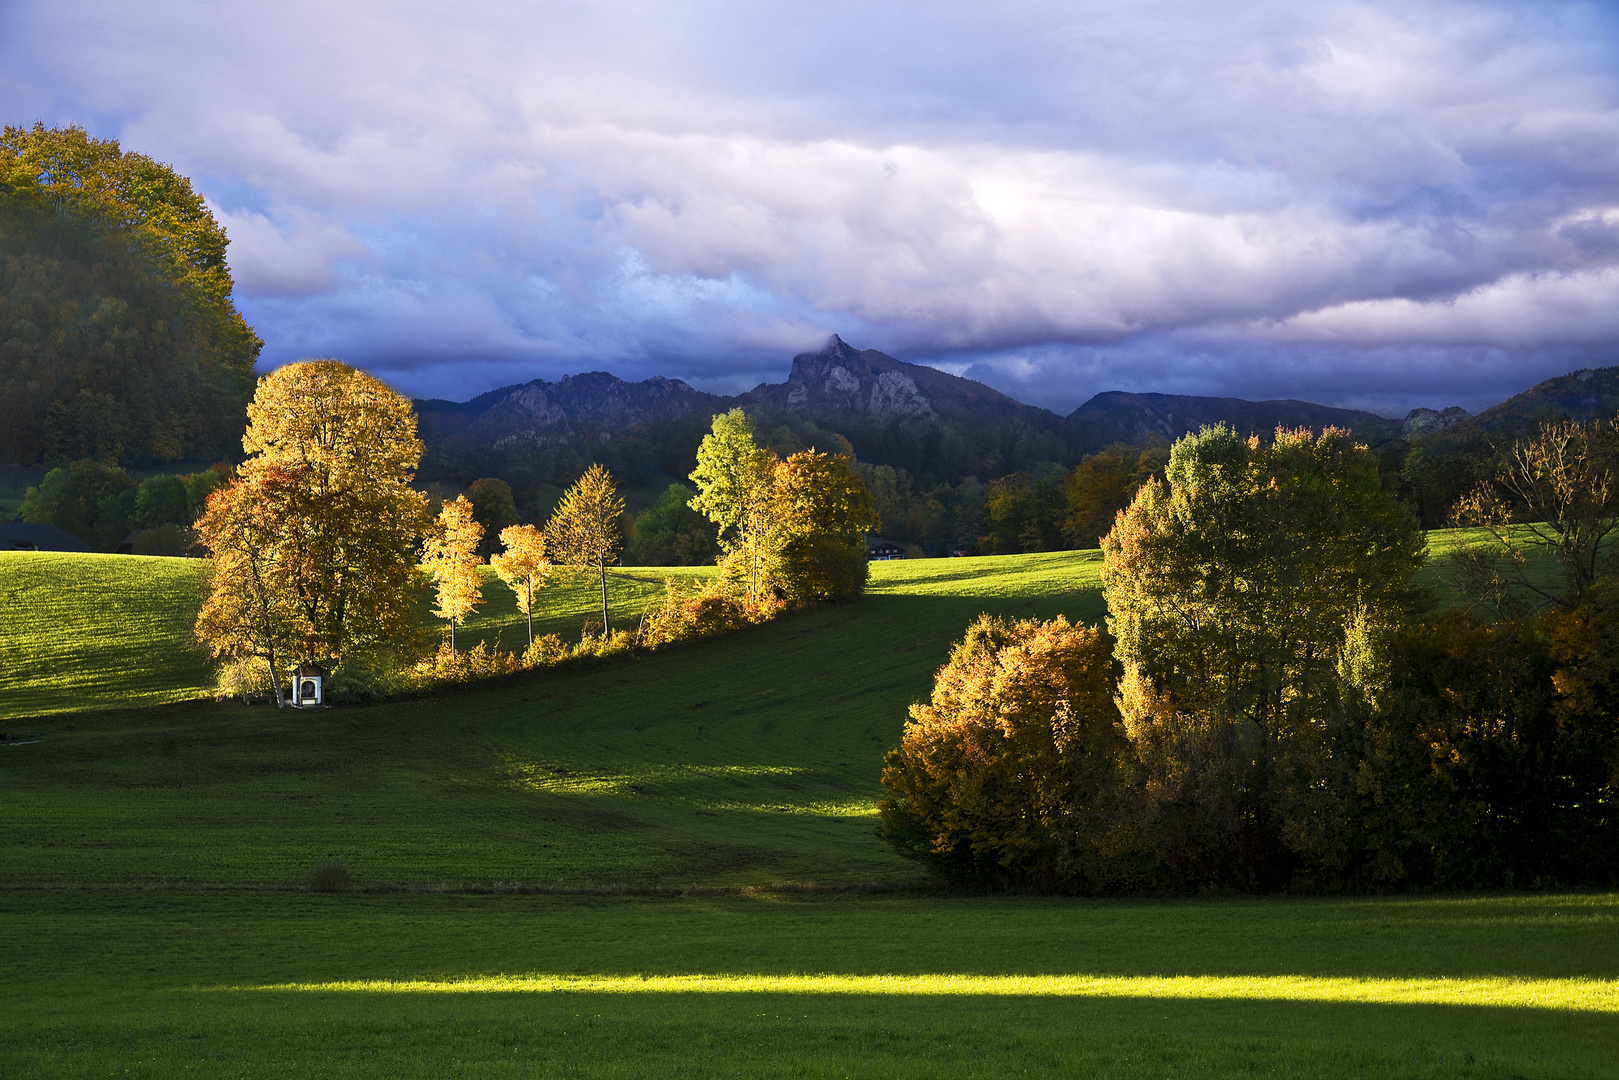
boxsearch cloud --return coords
[2,0,1618,411]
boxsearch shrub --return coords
[522,633,569,668]
[131,524,192,556]
[411,640,522,689]
[641,579,747,647]
[878,614,1153,891]
[305,858,353,892]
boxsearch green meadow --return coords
[2,543,1614,1077]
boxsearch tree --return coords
[772,449,880,602]
[464,478,519,559]
[878,614,1141,890]
[1100,425,1425,885]
[689,409,779,601]
[19,458,137,550]
[489,524,551,647]
[0,124,260,464]
[1453,414,1619,612]
[194,360,429,676]
[1063,443,1169,549]
[133,475,189,529]
[627,483,719,566]
[194,468,298,707]
[545,464,625,635]
[421,495,484,654]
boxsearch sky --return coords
[4,0,1619,416]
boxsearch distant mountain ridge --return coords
[415,334,1432,470]
[413,336,1619,518]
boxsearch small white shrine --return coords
[291,662,326,708]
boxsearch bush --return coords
[305,858,354,892]
[641,579,747,647]
[878,614,1155,891]
[521,633,569,668]
[411,640,523,690]
[213,657,273,702]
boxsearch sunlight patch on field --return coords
[235,971,1619,1011]
[500,755,878,817]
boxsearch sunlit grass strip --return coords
[236,972,1619,1011]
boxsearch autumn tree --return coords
[422,494,484,654]
[194,467,299,707]
[545,464,625,635]
[879,614,1141,889]
[772,449,880,602]
[1101,425,1424,885]
[689,408,780,601]
[490,523,551,647]
[194,361,429,680]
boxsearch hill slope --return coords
[0,550,1105,888]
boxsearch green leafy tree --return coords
[545,464,625,635]
[0,124,261,464]
[20,458,136,549]
[627,483,719,566]
[133,475,189,529]
[1101,425,1425,886]
[689,408,779,601]
[464,477,518,559]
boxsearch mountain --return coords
[741,335,1059,430]
[1381,365,1619,526]
[414,336,1081,493]
[409,336,1619,541]
[1067,391,1387,452]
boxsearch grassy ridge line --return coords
[0,551,1098,720]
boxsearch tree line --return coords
[193,362,878,705]
[0,124,260,466]
[880,417,1619,892]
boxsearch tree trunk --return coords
[599,560,610,636]
[526,603,534,647]
[245,544,285,709]
[450,618,457,655]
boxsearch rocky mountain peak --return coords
[780,335,938,421]
[1402,406,1471,438]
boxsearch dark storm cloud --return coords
[3,0,1618,412]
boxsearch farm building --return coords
[0,523,92,552]
[868,540,906,560]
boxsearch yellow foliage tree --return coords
[195,360,429,683]
[545,464,625,635]
[422,494,484,654]
[194,467,297,706]
[772,449,880,602]
[489,523,551,647]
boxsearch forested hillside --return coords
[0,124,261,466]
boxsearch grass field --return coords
[4,542,1611,1077]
